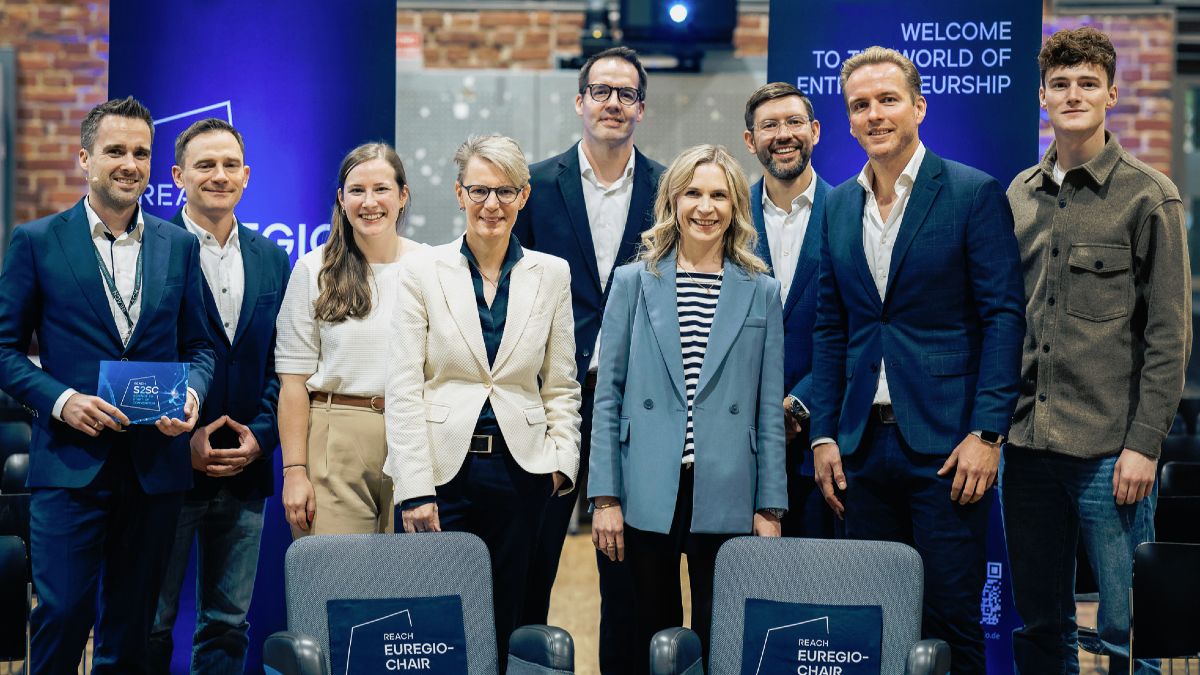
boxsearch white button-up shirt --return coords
[856,142,926,405]
[53,197,145,420]
[182,208,244,343]
[762,173,818,304]
[578,143,636,372]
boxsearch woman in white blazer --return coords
[588,144,787,672]
[384,135,581,663]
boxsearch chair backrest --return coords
[1131,541,1200,660]
[1160,436,1200,465]
[284,532,498,675]
[0,424,29,466]
[1,454,28,495]
[0,535,28,661]
[1161,461,1200,497]
[707,537,924,675]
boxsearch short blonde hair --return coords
[840,46,923,109]
[639,144,767,276]
[453,134,531,187]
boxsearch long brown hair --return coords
[639,144,767,276]
[314,142,409,323]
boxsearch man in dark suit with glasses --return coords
[513,46,664,674]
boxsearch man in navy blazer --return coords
[0,97,215,673]
[810,49,1024,673]
[743,82,836,539]
[146,119,290,673]
[512,46,663,673]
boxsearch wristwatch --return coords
[786,396,810,424]
[973,430,1005,447]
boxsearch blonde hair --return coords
[639,144,767,276]
[453,134,531,187]
[840,46,923,108]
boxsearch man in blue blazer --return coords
[743,82,835,538]
[810,49,1024,674]
[512,46,664,674]
[146,119,290,674]
[0,97,215,673]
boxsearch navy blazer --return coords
[513,143,664,380]
[810,150,1025,457]
[588,253,787,534]
[750,175,832,407]
[0,199,215,494]
[169,211,290,501]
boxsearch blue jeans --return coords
[147,490,265,674]
[1000,446,1159,675]
[842,419,991,675]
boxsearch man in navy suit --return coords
[0,97,214,673]
[810,48,1024,674]
[513,46,664,673]
[146,119,290,673]
[742,82,835,538]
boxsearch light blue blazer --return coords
[588,251,787,535]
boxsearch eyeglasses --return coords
[583,83,643,107]
[461,184,524,204]
[755,116,811,136]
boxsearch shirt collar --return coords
[856,142,926,198]
[84,195,144,241]
[181,206,241,251]
[761,172,819,216]
[578,143,636,191]
[1036,131,1123,188]
[460,233,525,278]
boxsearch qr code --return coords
[980,562,1003,626]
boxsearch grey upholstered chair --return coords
[264,532,574,675]
[650,537,950,675]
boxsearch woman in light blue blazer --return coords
[588,144,787,671]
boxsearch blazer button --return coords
[643,399,653,409]
[582,348,591,357]
[729,404,739,414]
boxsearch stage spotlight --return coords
[668,3,688,23]
[619,0,736,50]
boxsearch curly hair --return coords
[1039,27,1116,86]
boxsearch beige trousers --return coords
[293,400,394,538]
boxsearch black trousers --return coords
[437,449,551,671]
[522,383,639,674]
[624,467,734,675]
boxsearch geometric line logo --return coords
[120,376,160,412]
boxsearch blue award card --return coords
[97,361,190,424]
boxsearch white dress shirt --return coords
[578,143,636,372]
[53,197,145,420]
[762,173,818,303]
[858,142,926,405]
[182,208,244,343]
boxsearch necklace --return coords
[474,264,500,287]
[677,263,723,295]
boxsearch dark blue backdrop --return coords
[109,1,395,670]
[767,2,1041,673]
[768,0,1042,187]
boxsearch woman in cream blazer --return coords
[384,135,581,663]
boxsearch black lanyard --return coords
[92,233,143,342]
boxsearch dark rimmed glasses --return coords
[461,184,524,204]
[583,83,643,106]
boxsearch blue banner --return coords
[741,600,883,675]
[327,596,469,675]
[767,0,1042,186]
[109,1,395,670]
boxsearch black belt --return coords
[872,403,897,424]
[468,434,508,455]
[583,370,598,390]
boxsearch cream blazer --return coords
[384,239,581,504]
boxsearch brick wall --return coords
[1043,12,1175,176]
[396,6,772,68]
[2,0,109,223]
[1,5,1176,222]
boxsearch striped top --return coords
[677,268,723,462]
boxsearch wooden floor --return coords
[548,528,1193,675]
